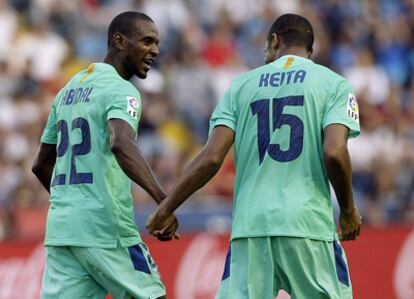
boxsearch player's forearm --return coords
[32,165,54,193]
[324,146,355,213]
[111,140,166,203]
[159,152,223,214]
[32,144,56,194]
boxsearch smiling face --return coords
[124,20,160,79]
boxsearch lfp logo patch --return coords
[347,93,359,122]
[127,96,138,118]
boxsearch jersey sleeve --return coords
[106,86,141,133]
[322,78,360,138]
[40,97,59,144]
[209,84,237,135]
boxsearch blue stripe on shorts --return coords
[128,245,151,274]
[333,241,350,286]
[221,247,231,281]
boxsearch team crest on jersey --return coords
[127,96,138,118]
[347,93,359,122]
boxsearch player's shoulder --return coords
[109,77,139,96]
[310,61,349,85]
[51,78,75,106]
[229,64,269,89]
[92,63,140,97]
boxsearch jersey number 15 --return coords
[251,95,304,164]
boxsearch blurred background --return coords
[1,0,414,298]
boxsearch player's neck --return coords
[103,53,132,80]
[278,46,311,59]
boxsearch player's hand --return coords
[156,214,180,241]
[339,207,362,241]
[146,206,180,241]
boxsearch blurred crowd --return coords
[1,0,414,240]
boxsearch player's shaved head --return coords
[107,11,154,48]
[268,14,314,52]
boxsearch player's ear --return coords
[271,33,279,51]
[113,32,128,51]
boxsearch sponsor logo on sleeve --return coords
[347,93,359,122]
[127,96,138,118]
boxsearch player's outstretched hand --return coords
[146,206,180,241]
[339,207,362,241]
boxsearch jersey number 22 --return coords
[51,117,93,186]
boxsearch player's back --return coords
[211,55,359,241]
[41,63,142,248]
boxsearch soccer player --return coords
[32,11,178,299]
[147,14,362,299]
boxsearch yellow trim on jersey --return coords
[80,64,95,83]
[283,56,295,69]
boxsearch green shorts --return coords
[40,242,166,299]
[215,236,353,299]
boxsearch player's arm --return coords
[109,119,179,240]
[32,143,57,193]
[324,123,361,241]
[146,125,235,236]
[108,118,166,203]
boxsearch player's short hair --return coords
[107,11,154,47]
[267,14,314,52]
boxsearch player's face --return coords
[125,20,160,79]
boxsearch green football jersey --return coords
[41,63,143,248]
[209,55,360,241]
